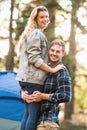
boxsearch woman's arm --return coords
[27,30,65,73]
[40,63,65,73]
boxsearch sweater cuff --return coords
[35,59,44,68]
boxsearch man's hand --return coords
[31,91,43,102]
[21,91,29,101]
[21,90,43,103]
[21,90,50,103]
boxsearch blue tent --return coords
[0,71,25,130]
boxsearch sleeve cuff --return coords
[49,94,54,102]
[50,94,58,103]
[35,59,44,68]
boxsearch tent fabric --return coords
[0,71,24,121]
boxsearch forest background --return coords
[0,0,87,129]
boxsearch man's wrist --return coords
[42,93,50,100]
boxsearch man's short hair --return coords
[49,39,65,52]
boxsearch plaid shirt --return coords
[38,62,72,125]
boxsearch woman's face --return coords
[36,11,49,30]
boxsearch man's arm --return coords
[20,90,50,103]
[30,69,72,103]
[50,69,72,103]
[21,69,72,103]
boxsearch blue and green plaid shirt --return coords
[38,62,72,125]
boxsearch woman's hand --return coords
[53,64,66,73]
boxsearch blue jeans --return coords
[19,81,43,130]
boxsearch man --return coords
[21,39,72,130]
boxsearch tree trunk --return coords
[6,0,15,71]
[45,6,55,43]
[64,1,77,119]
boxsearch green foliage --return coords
[75,87,87,110]
[15,19,28,40]
[63,54,75,81]
[74,65,87,111]
[15,3,33,41]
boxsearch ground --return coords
[72,112,87,125]
[59,111,87,130]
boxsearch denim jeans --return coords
[19,81,43,130]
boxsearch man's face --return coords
[49,44,64,64]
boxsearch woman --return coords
[16,5,64,130]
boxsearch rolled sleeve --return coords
[49,94,58,103]
[35,58,44,68]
